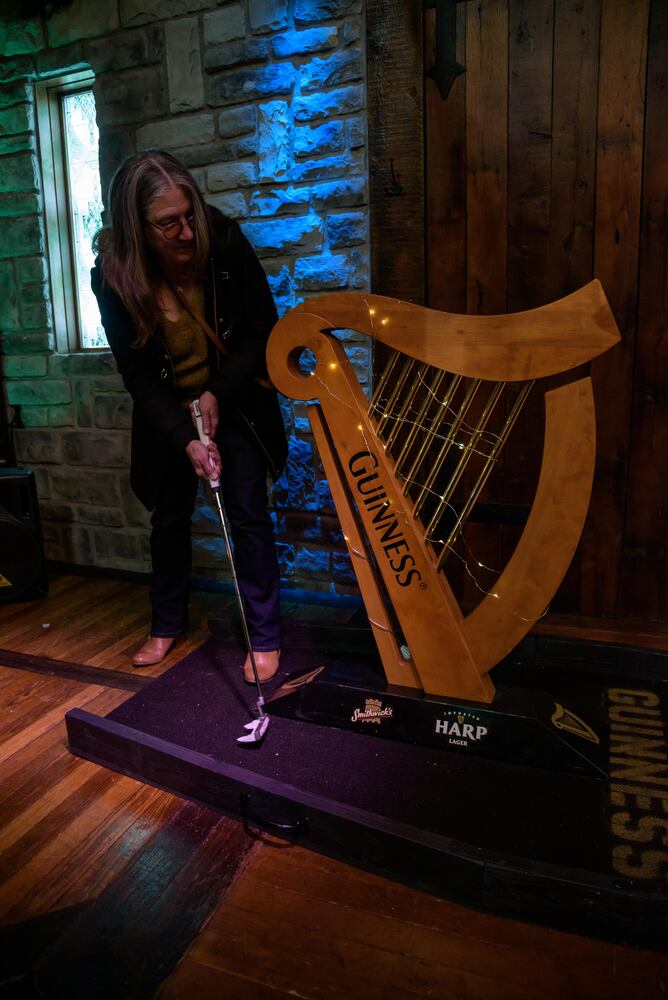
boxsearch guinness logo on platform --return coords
[606,687,668,881]
[351,698,394,724]
[435,709,488,748]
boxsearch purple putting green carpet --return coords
[106,636,604,869]
[65,631,668,947]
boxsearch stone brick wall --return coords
[0,0,369,596]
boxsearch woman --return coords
[92,151,286,680]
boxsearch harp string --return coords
[367,345,536,576]
[305,332,544,624]
[412,378,482,519]
[393,369,447,477]
[434,380,534,565]
[374,355,418,437]
[424,381,505,542]
[383,362,430,451]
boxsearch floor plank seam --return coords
[0,648,151,692]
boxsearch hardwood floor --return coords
[0,574,666,999]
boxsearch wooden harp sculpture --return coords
[267,282,620,706]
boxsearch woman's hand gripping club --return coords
[187,391,220,482]
[191,398,269,745]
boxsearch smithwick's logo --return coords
[351,698,394,724]
[435,710,488,747]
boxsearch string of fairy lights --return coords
[295,297,549,628]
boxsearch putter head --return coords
[237,715,269,745]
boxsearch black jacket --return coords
[91,207,287,510]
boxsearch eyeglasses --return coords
[147,213,196,240]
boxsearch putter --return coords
[192,398,269,745]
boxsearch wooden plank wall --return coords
[366,0,425,305]
[421,0,665,622]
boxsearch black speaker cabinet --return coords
[0,468,48,603]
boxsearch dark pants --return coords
[149,422,281,650]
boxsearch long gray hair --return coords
[95,151,210,346]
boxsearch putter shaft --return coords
[191,399,268,726]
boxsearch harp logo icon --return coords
[351,698,394,724]
[435,710,488,747]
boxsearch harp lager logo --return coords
[351,698,394,724]
[348,450,423,588]
[435,710,488,747]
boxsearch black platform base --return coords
[66,631,668,948]
[266,659,609,777]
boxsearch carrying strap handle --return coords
[173,283,229,355]
[172,283,273,390]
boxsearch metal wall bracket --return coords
[424,0,465,99]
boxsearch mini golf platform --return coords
[66,627,668,948]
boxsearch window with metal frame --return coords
[35,70,106,352]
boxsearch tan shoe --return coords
[132,635,177,667]
[243,649,280,684]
